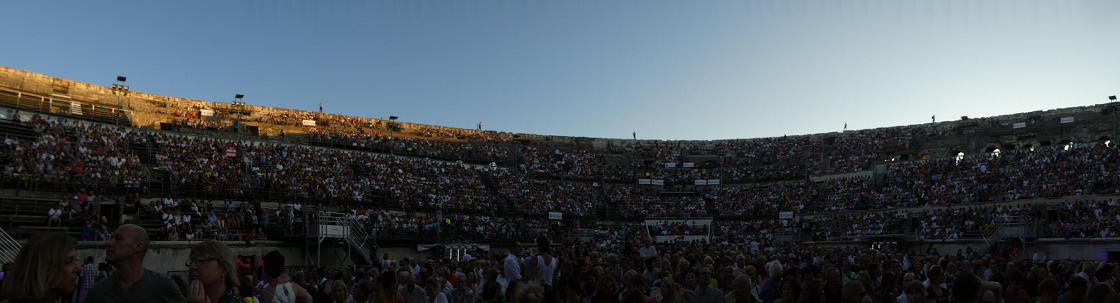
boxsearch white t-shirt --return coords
[536,255,559,286]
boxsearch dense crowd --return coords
[3,114,1120,224]
[9,218,1120,303]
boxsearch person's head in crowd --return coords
[621,287,648,303]
[905,281,927,303]
[981,289,998,303]
[1097,264,1116,284]
[239,277,255,300]
[1037,279,1060,303]
[537,237,551,254]
[263,250,286,280]
[767,260,784,281]
[928,265,944,285]
[697,266,715,290]
[780,278,802,303]
[904,272,917,284]
[105,224,149,265]
[1067,277,1091,303]
[1087,283,1116,303]
[732,275,752,295]
[513,281,545,303]
[399,270,418,291]
[187,240,239,302]
[332,279,351,303]
[376,270,403,303]
[0,233,81,303]
[952,271,982,303]
[842,279,870,303]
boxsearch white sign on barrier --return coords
[651,179,664,185]
[779,211,794,219]
[638,179,652,185]
[302,119,317,126]
[1060,117,1074,124]
[70,103,83,115]
[694,180,707,185]
[683,162,695,168]
[200,109,214,117]
[665,163,677,168]
[707,179,720,185]
[548,212,563,220]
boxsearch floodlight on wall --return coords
[235,94,245,99]
[1110,95,1117,101]
[389,116,399,120]
[117,76,127,82]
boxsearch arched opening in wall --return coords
[1022,144,1035,152]
[984,146,998,153]
[918,153,930,160]
[1002,144,1017,151]
[898,154,911,161]
[1039,140,1052,147]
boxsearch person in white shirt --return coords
[48,207,62,227]
[534,237,559,300]
[502,242,522,295]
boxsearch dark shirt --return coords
[760,279,782,303]
[86,269,185,303]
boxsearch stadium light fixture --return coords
[111,75,131,125]
[1110,95,1117,101]
[389,116,399,120]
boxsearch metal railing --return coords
[0,227,23,263]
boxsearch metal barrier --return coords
[0,227,23,263]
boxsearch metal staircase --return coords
[305,210,376,267]
[981,215,1035,245]
[0,227,22,263]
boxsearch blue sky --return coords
[2,0,1118,140]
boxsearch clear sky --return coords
[2,0,1118,140]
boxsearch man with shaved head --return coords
[87,224,184,303]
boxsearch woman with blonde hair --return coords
[0,232,82,303]
[185,240,240,303]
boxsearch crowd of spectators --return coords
[136,231,1119,303]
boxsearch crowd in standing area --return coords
[5,223,1120,303]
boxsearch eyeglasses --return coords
[186,257,219,267]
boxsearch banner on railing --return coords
[651,179,664,185]
[665,163,677,168]
[1060,117,1074,124]
[779,211,794,219]
[302,119,317,126]
[70,103,83,115]
[707,179,720,185]
[225,147,237,158]
[638,179,652,185]
[1012,122,1026,129]
[683,162,695,168]
[694,180,707,185]
[200,109,214,116]
[548,212,563,220]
